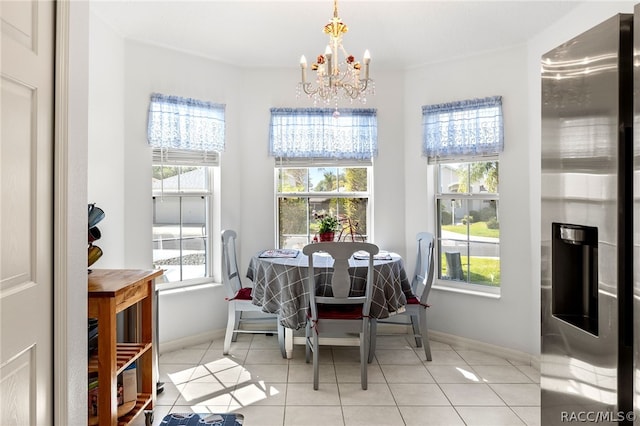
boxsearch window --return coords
[422,96,503,290]
[147,94,224,284]
[436,160,500,287]
[270,108,377,248]
[152,164,212,282]
[276,165,372,248]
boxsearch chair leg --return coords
[224,303,237,355]
[312,329,319,390]
[368,319,377,363]
[410,313,422,348]
[232,310,241,342]
[305,322,311,364]
[277,317,286,358]
[360,321,368,390]
[419,308,432,361]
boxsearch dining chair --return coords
[221,230,285,357]
[302,241,379,390]
[370,232,434,361]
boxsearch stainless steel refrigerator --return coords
[541,11,636,425]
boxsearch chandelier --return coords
[297,0,374,106]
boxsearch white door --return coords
[1,1,55,424]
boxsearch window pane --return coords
[310,167,339,192]
[436,171,500,286]
[336,197,368,241]
[152,196,208,282]
[438,163,463,193]
[180,196,207,280]
[152,166,207,192]
[277,166,371,248]
[177,166,207,192]
[467,161,499,194]
[279,168,308,192]
[438,161,499,195]
[339,167,368,192]
[279,197,308,249]
[469,241,500,286]
[152,197,181,281]
[440,244,469,281]
[439,198,469,234]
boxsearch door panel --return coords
[0,1,54,424]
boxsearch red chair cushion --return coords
[234,287,253,300]
[407,296,430,307]
[316,304,364,320]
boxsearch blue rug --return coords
[160,413,243,425]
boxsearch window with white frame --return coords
[147,93,224,283]
[270,108,377,249]
[422,96,503,289]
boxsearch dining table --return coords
[246,247,413,358]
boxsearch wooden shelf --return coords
[88,269,163,426]
[88,343,152,374]
[117,394,153,426]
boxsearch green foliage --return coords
[152,165,197,180]
[314,171,339,191]
[442,221,500,238]
[486,217,500,229]
[280,169,308,192]
[461,215,474,225]
[343,168,367,192]
[440,211,452,225]
[318,215,339,233]
[478,206,497,221]
[441,254,501,286]
[279,198,307,234]
[455,161,499,193]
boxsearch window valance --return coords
[147,93,225,152]
[422,96,503,162]
[269,108,377,160]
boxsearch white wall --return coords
[404,45,535,354]
[87,11,125,268]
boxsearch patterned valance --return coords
[269,108,377,160]
[147,93,225,152]
[422,96,503,161]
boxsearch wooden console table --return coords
[88,269,163,426]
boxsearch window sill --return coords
[432,280,501,299]
[156,279,221,295]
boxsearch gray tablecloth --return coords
[246,251,413,329]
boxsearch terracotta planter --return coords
[318,232,335,242]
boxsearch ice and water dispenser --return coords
[552,223,598,336]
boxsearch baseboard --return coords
[428,329,540,368]
[159,329,224,354]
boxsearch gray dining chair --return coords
[221,229,285,357]
[302,241,379,390]
[370,232,434,361]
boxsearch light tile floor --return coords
[139,334,540,426]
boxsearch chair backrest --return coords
[221,229,243,298]
[413,232,436,304]
[302,242,379,318]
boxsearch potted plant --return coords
[317,215,339,242]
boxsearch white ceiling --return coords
[91,0,582,70]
